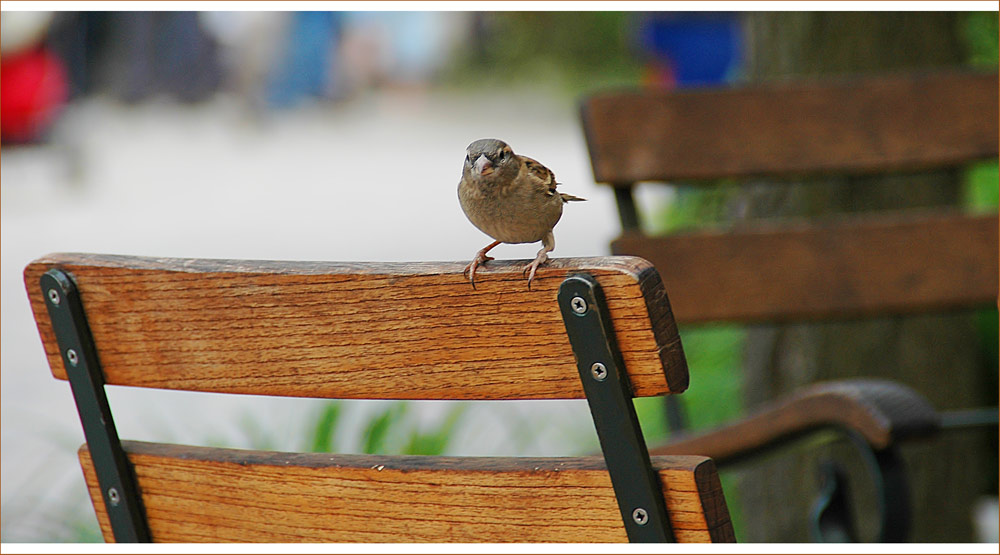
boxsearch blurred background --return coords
[1,9,997,543]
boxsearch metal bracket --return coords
[558,273,675,542]
[810,431,910,543]
[41,269,151,543]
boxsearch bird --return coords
[458,138,585,290]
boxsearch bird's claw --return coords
[463,254,494,290]
[522,256,547,291]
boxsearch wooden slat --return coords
[611,211,998,323]
[79,442,735,543]
[24,254,688,399]
[582,70,999,183]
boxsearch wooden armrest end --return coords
[650,379,940,464]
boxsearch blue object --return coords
[266,12,342,108]
[637,13,743,87]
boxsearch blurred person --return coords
[40,12,223,103]
[99,12,222,103]
[1,11,69,144]
[264,11,343,108]
[336,12,471,98]
[199,12,289,112]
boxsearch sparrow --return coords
[458,138,585,289]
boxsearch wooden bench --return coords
[24,253,734,543]
[582,69,997,324]
[580,69,998,541]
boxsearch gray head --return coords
[463,138,519,184]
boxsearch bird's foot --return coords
[521,252,550,290]
[463,252,495,290]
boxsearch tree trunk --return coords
[733,12,995,542]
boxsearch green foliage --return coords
[308,402,342,453]
[635,325,746,441]
[307,401,467,456]
[675,325,747,430]
[403,404,466,456]
[960,12,999,68]
[448,12,642,93]
[633,395,669,441]
[360,403,406,454]
[962,160,1000,212]
[975,308,999,370]
[648,183,742,234]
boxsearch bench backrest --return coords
[581,70,999,323]
[25,253,734,543]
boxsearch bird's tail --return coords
[560,192,586,203]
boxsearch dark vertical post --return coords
[613,184,642,232]
[41,269,151,543]
[559,273,675,542]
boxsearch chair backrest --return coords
[25,253,734,543]
[581,70,999,323]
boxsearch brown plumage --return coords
[458,138,585,289]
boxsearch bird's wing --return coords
[522,155,586,203]
[521,156,559,197]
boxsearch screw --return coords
[108,487,120,507]
[66,349,79,367]
[590,362,608,381]
[47,288,61,305]
[632,507,649,526]
[570,296,588,315]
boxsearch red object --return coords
[1,47,69,143]
[640,60,677,91]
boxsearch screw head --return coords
[47,288,61,305]
[632,507,649,526]
[107,487,120,507]
[590,362,608,381]
[570,296,588,315]
[66,349,79,367]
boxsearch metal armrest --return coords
[649,379,942,542]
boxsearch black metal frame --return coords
[809,432,910,542]
[41,269,150,543]
[558,273,675,542]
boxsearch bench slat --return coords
[25,254,688,399]
[80,442,735,543]
[582,70,998,183]
[612,211,998,323]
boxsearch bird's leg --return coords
[523,232,555,290]
[464,239,502,290]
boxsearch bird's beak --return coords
[474,154,494,176]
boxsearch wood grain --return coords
[581,70,998,183]
[24,254,688,399]
[649,379,940,465]
[79,441,734,543]
[611,211,998,323]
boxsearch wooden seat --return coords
[580,69,999,541]
[24,253,734,543]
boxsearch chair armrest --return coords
[648,379,941,465]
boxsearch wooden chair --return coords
[25,253,734,543]
[580,69,999,541]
